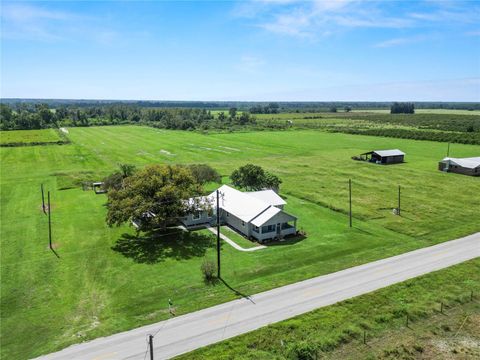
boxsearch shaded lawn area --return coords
[1,127,479,359]
[112,229,214,264]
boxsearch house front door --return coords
[276,223,281,235]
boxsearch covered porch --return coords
[250,208,297,242]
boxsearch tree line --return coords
[0,104,255,131]
[249,103,280,114]
[390,102,415,114]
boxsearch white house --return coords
[181,185,297,242]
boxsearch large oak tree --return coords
[106,164,203,231]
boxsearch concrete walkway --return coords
[34,232,480,360]
[206,226,266,252]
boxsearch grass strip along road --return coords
[35,232,479,360]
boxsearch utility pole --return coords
[447,142,450,157]
[216,190,221,278]
[398,185,401,216]
[48,191,52,249]
[41,184,46,214]
[349,179,352,228]
[148,334,154,360]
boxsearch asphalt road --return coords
[35,232,480,360]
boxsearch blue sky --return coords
[1,0,479,101]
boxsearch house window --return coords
[226,212,229,217]
[242,221,245,226]
[253,226,259,233]
[192,212,201,220]
[261,224,275,233]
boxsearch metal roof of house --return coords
[206,185,295,224]
[251,206,281,227]
[246,190,286,207]
[251,206,297,227]
[440,157,480,169]
[373,149,405,157]
[208,185,271,223]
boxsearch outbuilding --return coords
[358,149,405,164]
[438,157,480,177]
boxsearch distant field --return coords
[1,126,479,358]
[352,108,480,115]
[0,128,62,144]
[255,111,480,144]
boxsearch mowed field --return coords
[1,126,479,359]
[0,128,62,144]
[352,109,480,115]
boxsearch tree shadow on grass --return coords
[112,229,214,264]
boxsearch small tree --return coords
[263,172,282,192]
[118,163,136,177]
[103,164,137,191]
[329,106,337,113]
[391,102,415,114]
[231,164,266,191]
[231,164,282,191]
[103,172,125,191]
[187,164,221,184]
[228,107,237,119]
[201,258,217,283]
[344,106,352,113]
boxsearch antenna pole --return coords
[148,334,154,360]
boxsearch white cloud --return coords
[1,3,80,41]
[235,55,266,73]
[373,35,429,48]
[241,0,479,39]
[408,7,479,24]
[0,3,128,45]
[252,0,417,38]
[2,3,73,22]
[465,30,480,37]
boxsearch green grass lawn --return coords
[178,258,480,359]
[0,128,62,144]
[220,226,260,249]
[1,126,479,359]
